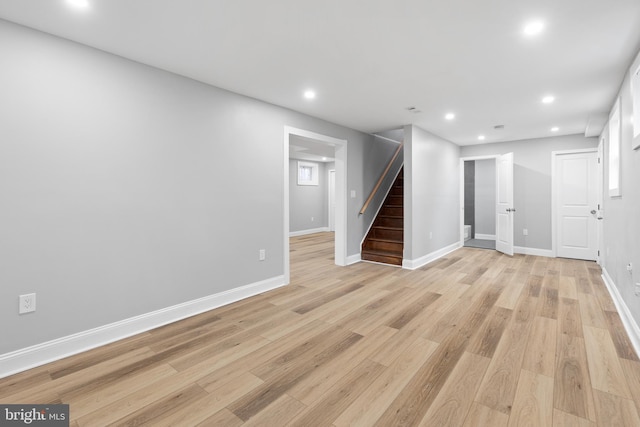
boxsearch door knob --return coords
[591,210,596,214]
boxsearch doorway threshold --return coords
[464,239,496,250]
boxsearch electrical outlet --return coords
[311,217,314,222]
[635,283,640,297]
[429,231,433,239]
[350,190,356,198]
[523,228,528,236]
[19,293,36,314]
[259,249,266,261]
[627,263,633,273]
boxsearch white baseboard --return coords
[346,254,361,265]
[402,241,462,270]
[0,275,286,379]
[289,227,330,237]
[514,246,554,257]
[475,234,496,241]
[601,268,640,359]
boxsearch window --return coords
[297,161,319,186]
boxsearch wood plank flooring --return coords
[2,232,640,426]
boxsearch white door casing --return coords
[554,150,598,261]
[284,127,347,285]
[328,169,336,232]
[496,152,514,256]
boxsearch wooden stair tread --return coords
[365,237,403,244]
[362,248,402,257]
[361,257,402,267]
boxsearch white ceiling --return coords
[2,0,640,146]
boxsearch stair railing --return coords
[359,138,404,215]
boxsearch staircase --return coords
[361,168,404,266]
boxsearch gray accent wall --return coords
[404,125,460,262]
[289,159,329,232]
[600,48,640,327]
[0,20,392,354]
[475,159,496,236]
[461,134,598,250]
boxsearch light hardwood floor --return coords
[2,232,640,426]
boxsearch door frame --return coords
[328,169,336,232]
[551,148,599,259]
[284,127,347,284]
[459,155,499,246]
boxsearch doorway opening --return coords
[459,153,514,256]
[462,158,497,250]
[283,127,347,284]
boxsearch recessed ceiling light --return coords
[478,135,486,141]
[303,90,316,100]
[445,113,455,120]
[67,0,90,9]
[542,95,555,104]
[551,126,559,132]
[322,157,327,161]
[524,20,545,36]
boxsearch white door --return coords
[328,169,336,232]
[496,152,514,256]
[556,151,598,260]
[597,141,604,265]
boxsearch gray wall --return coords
[375,128,404,144]
[289,159,329,232]
[461,134,598,250]
[475,159,496,236]
[404,125,460,261]
[0,20,392,354]
[360,139,402,233]
[600,48,640,326]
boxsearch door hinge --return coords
[598,157,601,163]
[598,250,600,256]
